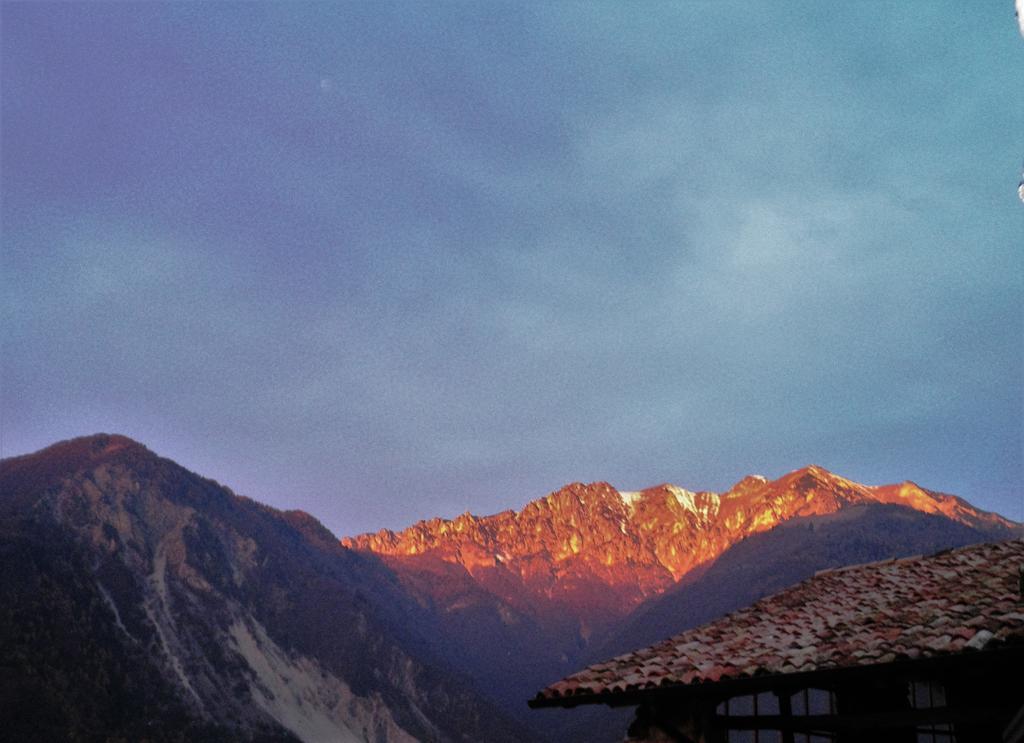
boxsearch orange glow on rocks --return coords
[342,467,1015,634]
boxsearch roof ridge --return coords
[813,554,918,577]
[812,537,1022,578]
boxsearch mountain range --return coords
[342,464,1018,739]
[1,434,1018,742]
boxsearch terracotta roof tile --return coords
[534,539,1024,704]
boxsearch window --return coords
[717,692,780,717]
[727,731,781,743]
[790,688,837,742]
[716,689,837,742]
[718,693,782,742]
[791,688,836,716]
[908,680,955,743]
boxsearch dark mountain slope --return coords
[0,434,530,743]
[0,518,251,743]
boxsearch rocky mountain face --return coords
[343,466,1018,729]
[344,465,1015,633]
[0,435,528,743]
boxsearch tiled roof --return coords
[533,539,1024,705]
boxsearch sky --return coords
[2,2,1022,534]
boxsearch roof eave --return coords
[529,642,1024,710]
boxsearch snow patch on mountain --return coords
[619,490,644,508]
[666,485,699,512]
[666,485,720,521]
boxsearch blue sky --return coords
[3,2,1022,534]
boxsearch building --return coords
[530,539,1024,742]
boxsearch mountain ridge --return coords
[343,463,1016,624]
